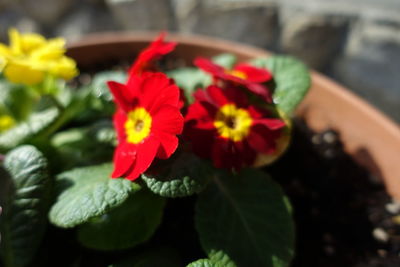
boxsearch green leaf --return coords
[0,145,51,267]
[51,120,115,170]
[91,70,127,102]
[212,53,237,69]
[84,71,125,117]
[0,85,90,152]
[141,153,212,198]
[0,108,59,151]
[0,81,36,121]
[49,163,140,228]
[167,68,211,103]
[187,259,215,267]
[88,120,117,145]
[251,56,310,115]
[187,251,237,267]
[195,169,294,267]
[77,189,165,251]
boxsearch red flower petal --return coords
[211,138,256,170]
[152,105,184,135]
[178,88,186,109]
[113,109,127,144]
[220,86,249,107]
[211,137,230,169]
[107,81,135,112]
[185,101,215,130]
[247,124,281,154]
[253,118,286,130]
[112,142,137,178]
[126,71,142,90]
[125,137,160,180]
[207,85,229,107]
[195,86,249,109]
[139,73,180,113]
[246,82,272,103]
[184,126,215,159]
[129,32,177,75]
[194,57,226,78]
[149,32,176,53]
[156,133,178,159]
[247,105,265,119]
[193,88,209,102]
[234,63,272,83]
[194,57,273,103]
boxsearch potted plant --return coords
[0,30,399,267]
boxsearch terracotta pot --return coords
[67,32,400,200]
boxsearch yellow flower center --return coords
[214,104,253,142]
[225,69,247,80]
[125,107,152,144]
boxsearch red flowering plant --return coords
[194,57,273,102]
[184,85,285,170]
[0,32,310,267]
[108,72,183,180]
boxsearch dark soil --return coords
[270,119,400,267]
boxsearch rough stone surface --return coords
[106,0,175,30]
[0,8,41,42]
[173,0,279,48]
[334,20,400,121]
[55,5,118,42]
[20,0,76,25]
[0,0,13,11]
[280,12,350,69]
[86,0,106,5]
[280,0,400,23]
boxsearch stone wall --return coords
[1,0,399,122]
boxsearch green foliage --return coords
[195,169,294,267]
[49,163,140,228]
[87,70,126,116]
[0,108,59,151]
[142,153,213,198]
[0,83,90,152]
[187,251,237,267]
[77,189,165,251]
[251,56,310,115]
[91,70,126,102]
[51,120,115,170]
[0,145,51,267]
[212,53,237,69]
[167,68,211,103]
[0,80,35,121]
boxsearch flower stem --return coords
[47,94,64,111]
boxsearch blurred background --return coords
[0,0,399,122]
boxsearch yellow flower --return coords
[0,28,78,86]
[0,114,15,133]
[0,56,6,72]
